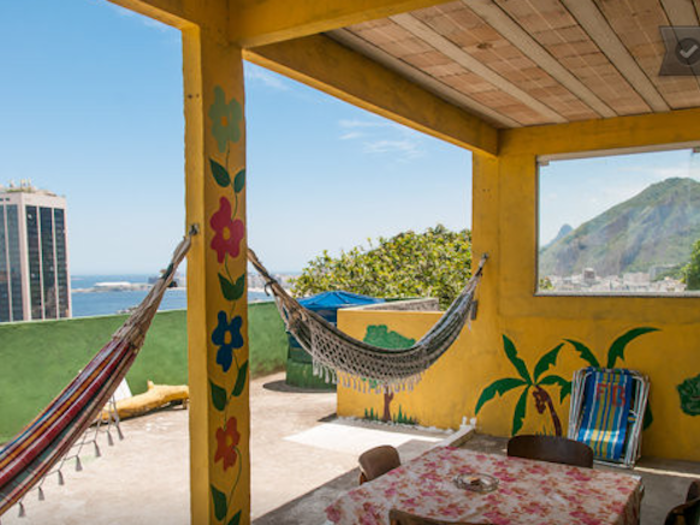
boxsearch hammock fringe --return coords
[248,249,487,391]
[0,230,195,519]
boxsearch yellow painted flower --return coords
[209,86,242,152]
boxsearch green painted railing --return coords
[0,302,287,442]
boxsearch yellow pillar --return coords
[184,26,250,525]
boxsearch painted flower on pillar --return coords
[210,197,245,263]
[214,417,241,470]
[209,86,242,152]
[212,311,244,372]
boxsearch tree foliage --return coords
[682,239,700,290]
[290,225,472,309]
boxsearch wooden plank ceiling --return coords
[327,0,700,128]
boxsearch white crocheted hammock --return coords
[247,249,487,392]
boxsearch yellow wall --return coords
[338,109,700,462]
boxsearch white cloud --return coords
[244,65,290,91]
[101,1,171,31]
[340,131,363,140]
[338,119,387,129]
[363,139,423,160]
[338,118,425,161]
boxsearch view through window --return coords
[538,146,700,295]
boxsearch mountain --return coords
[539,178,700,277]
[542,224,573,251]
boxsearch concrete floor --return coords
[1,372,443,525]
[3,372,698,524]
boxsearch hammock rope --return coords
[0,228,194,519]
[247,249,487,391]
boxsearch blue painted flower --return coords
[212,312,244,372]
[208,86,242,153]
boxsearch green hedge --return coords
[0,302,287,442]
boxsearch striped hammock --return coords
[0,233,192,519]
[247,249,487,392]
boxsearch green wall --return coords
[0,302,287,442]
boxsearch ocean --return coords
[71,274,271,318]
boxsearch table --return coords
[325,447,642,525]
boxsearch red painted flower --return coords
[210,197,245,263]
[214,417,241,470]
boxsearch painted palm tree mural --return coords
[564,327,658,371]
[476,327,659,436]
[475,336,570,436]
[565,327,658,428]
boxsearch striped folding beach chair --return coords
[568,367,650,467]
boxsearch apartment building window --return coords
[7,205,24,320]
[26,205,43,318]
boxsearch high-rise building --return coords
[0,181,71,322]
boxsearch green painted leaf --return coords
[227,511,242,525]
[211,485,228,521]
[210,380,227,412]
[512,386,530,435]
[677,373,700,416]
[233,169,246,193]
[232,361,248,397]
[539,375,572,402]
[219,273,245,301]
[565,339,600,368]
[502,335,532,383]
[475,377,527,414]
[606,327,659,368]
[231,275,245,300]
[533,343,563,383]
[210,159,231,187]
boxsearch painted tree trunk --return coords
[382,392,394,422]
[534,386,563,436]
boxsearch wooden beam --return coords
[464,0,616,119]
[330,29,521,128]
[560,0,670,112]
[390,13,568,124]
[229,0,451,48]
[660,0,700,91]
[245,34,499,156]
[661,0,700,22]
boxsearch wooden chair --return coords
[389,508,487,525]
[358,445,400,485]
[665,480,700,525]
[507,434,594,468]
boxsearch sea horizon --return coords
[70,273,272,318]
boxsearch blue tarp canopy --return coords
[288,291,384,350]
[297,291,384,325]
[299,291,384,310]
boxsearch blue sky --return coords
[1,1,697,274]
[0,0,471,274]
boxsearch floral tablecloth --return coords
[325,447,642,525]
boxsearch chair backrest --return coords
[688,480,700,502]
[507,434,594,468]
[389,509,488,525]
[358,445,400,484]
[665,480,700,525]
